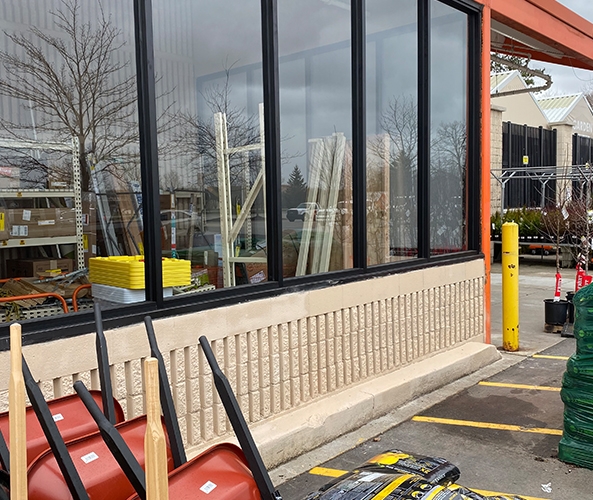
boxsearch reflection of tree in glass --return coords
[430,120,467,250]
[172,67,261,203]
[0,0,143,191]
[284,165,307,208]
[368,96,418,257]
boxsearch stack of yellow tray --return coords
[89,256,191,289]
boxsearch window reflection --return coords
[278,0,353,276]
[154,0,266,289]
[367,0,418,264]
[430,1,468,254]
[0,0,142,320]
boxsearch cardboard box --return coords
[6,258,74,278]
[7,208,76,239]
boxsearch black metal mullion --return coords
[466,9,481,251]
[261,0,282,285]
[134,0,163,306]
[352,0,367,269]
[418,0,431,258]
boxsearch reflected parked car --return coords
[316,201,351,223]
[286,202,319,222]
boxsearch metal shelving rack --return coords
[0,137,84,270]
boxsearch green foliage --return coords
[284,165,307,208]
[490,208,543,238]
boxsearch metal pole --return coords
[502,222,519,352]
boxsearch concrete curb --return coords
[253,341,501,468]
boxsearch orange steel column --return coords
[481,2,492,344]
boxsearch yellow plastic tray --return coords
[89,256,191,289]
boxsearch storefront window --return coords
[367,0,418,264]
[0,0,141,322]
[153,0,265,289]
[278,0,353,277]
[430,1,468,255]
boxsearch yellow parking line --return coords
[412,415,562,435]
[309,466,347,478]
[308,468,549,500]
[479,381,560,392]
[532,354,569,360]
[472,489,548,500]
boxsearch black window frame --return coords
[0,0,483,349]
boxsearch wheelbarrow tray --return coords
[0,390,124,468]
[126,443,259,500]
[27,415,173,500]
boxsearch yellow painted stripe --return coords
[309,466,347,478]
[479,381,560,392]
[412,416,562,436]
[308,468,548,500]
[472,488,548,500]
[532,354,569,360]
[372,474,413,500]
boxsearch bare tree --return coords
[171,67,262,194]
[0,0,140,190]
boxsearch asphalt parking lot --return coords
[277,339,587,500]
[266,261,593,499]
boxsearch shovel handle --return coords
[144,358,169,500]
[9,323,27,499]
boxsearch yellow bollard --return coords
[502,222,519,351]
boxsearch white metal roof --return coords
[490,70,523,94]
[535,93,587,123]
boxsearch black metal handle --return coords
[144,316,187,468]
[198,336,282,500]
[73,380,147,499]
[0,430,9,473]
[22,357,90,500]
[94,303,117,425]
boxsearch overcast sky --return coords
[539,0,593,95]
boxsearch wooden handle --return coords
[9,323,27,499]
[144,357,169,500]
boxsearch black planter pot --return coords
[544,299,569,327]
[566,291,575,324]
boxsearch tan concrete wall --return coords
[491,92,548,128]
[491,105,504,215]
[0,259,485,459]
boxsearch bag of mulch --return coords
[562,407,593,444]
[565,354,593,381]
[359,449,461,485]
[449,484,526,500]
[304,470,528,500]
[558,433,593,469]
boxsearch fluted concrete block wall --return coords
[490,105,504,215]
[0,259,485,456]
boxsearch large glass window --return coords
[153,0,265,289]
[366,0,418,264]
[278,0,353,277]
[0,0,479,332]
[430,1,468,255]
[0,0,141,322]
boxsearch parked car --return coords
[286,202,319,222]
[316,201,351,223]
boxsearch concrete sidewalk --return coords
[268,258,577,487]
[490,259,576,353]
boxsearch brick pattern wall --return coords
[0,263,485,456]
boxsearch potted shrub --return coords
[541,204,570,330]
